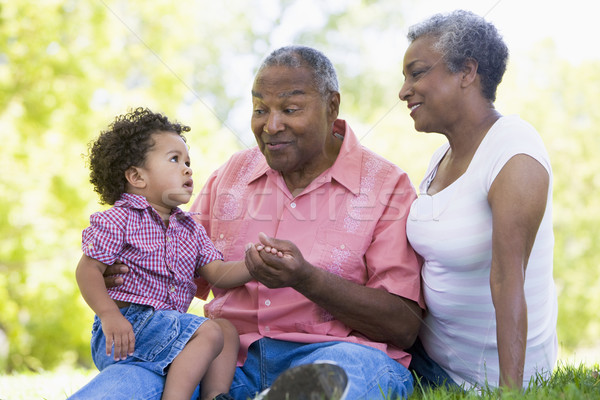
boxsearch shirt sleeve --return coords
[365,168,425,309]
[195,223,224,273]
[486,116,552,190]
[82,209,126,265]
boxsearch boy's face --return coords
[135,131,193,213]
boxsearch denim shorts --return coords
[91,303,207,376]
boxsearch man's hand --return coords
[245,232,312,289]
[103,263,129,288]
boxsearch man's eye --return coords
[284,108,298,114]
[254,109,265,115]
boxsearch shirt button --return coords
[290,202,296,208]
[264,326,270,332]
[219,234,225,239]
[340,244,345,250]
[166,236,171,242]
[170,286,176,293]
[87,243,93,249]
[265,299,271,306]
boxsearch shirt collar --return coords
[245,119,363,195]
[327,119,362,195]
[115,193,187,217]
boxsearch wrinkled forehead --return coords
[252,65,319,97]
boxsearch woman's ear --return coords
[125,166,146,189]
[461,58,479,88]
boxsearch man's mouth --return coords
[265,141,291,150]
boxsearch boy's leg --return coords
[162,319,224,400]
[199,319,240,399]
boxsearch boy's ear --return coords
[125,166,147,189]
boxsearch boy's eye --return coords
[170,156,178,162]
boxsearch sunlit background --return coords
[0,0,598,396]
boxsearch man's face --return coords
[250,65,339,177]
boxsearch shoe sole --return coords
[263,362,349,400]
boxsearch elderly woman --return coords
[400,10,557,390]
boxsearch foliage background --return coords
[0,0,598,374]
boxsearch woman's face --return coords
[399,36,463,133]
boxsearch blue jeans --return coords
[407,337,459,390]
[91,304,206,375]
[70,338,414,399]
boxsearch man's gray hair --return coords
[257,45,339,97]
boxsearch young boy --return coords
[75,107,250,400]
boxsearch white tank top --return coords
[407,115,558,389]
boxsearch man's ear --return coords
[327,91,340,122]
[460,58,479,88]
[125,166,146,189]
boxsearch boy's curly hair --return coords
[88,107,190,205]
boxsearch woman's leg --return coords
[162,319,224,400]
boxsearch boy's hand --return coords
[100,311,135,361]
[255,232,284,257]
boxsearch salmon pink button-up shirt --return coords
[192,119,423,367]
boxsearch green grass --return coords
[0,362,598,399]
[408,362,600,400]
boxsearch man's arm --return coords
[247,234,422,349]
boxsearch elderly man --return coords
[77,45,424,400]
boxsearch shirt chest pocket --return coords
[312,227,371,284]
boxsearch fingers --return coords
[103,263,129,288]
[256,233,284,258]
[127,330,135,358]
[104,263,129,276]
[108,331,135,361]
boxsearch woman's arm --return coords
[488,154,549,389]
[76,254,135,360]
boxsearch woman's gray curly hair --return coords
[257,45,339,97]
[407,9,509,102]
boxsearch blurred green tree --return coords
[0,0,597,373]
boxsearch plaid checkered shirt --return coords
[82,193,223,313]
